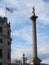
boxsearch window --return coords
[0,39,2,43]
[0,49,2,58]
[0,63,2,65]
[8,51,10,59]
[7,31,10,36]
[8,64,10,65]
[8,41,10,46]
[0,27,2,33]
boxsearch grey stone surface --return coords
[30,7,41,65]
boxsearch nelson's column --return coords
[30,7,41,65]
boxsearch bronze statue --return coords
[32,7,35,16]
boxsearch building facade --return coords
[0,17,11,65]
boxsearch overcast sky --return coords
[0,0,49,64]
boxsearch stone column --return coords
[30,7,41,65]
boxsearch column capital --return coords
[30,7,38,21]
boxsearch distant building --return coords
[11,63,30,65]
[11,63,21,65]
[0,17,11,65]
[11,53,48,65]
[11,54,29,65]
[11,63,48,65]
[16,60,21,65]
[11,60,21,65]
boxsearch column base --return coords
[30,57,41,65]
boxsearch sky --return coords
[0,0,49,64]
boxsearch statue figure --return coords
[32,7,35,16]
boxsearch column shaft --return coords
[32,20,37,58]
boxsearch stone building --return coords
[0,17,11,65]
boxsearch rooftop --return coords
[0,17,10,27]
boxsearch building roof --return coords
[0,16,10,27]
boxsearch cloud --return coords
[11,21,49,63]
[0,0,49,64]
[38,43,49,55]
[0,8,5,17]
[1,0,49,26]
[11,40,49,63]
[12,25,32,43]
[41,58,49,64]
[11,47,32,61]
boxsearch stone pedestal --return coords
[30,57,41,65]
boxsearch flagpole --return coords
[4,0,7,17]
[0,4,6,17]
[5,6,7,17]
